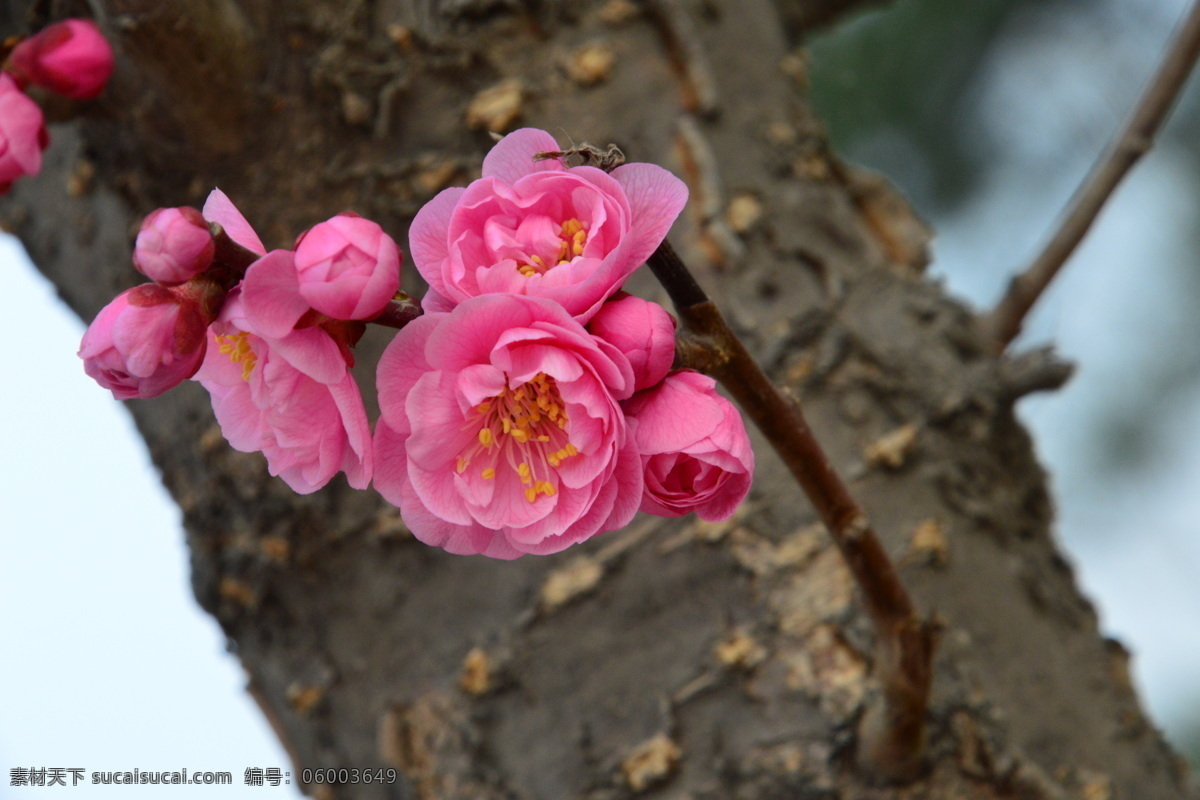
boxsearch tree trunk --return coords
[3,1,1194,798]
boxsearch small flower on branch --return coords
[623,370,754,521]
[78,283,211,400]
[410,127,687,322]
[134,207,216,285]
[6,19,114,100]
[374,294,643,558]
[294,213,402,321]
[194,251,373,494]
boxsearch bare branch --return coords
[982,0,1200,351]
[649,241,935,782]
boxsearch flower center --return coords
[457,372,579,502]
[517,218,587,278]
[216,331,257,381]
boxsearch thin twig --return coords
[1,35,22,64]
[208,222,263,276]
[370,297,423,329]
[649,241,935,782]
[982,0,1200,351]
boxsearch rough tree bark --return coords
[3,1,1195,798]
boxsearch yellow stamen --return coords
[458,371,582,499]
[216,332,257,381]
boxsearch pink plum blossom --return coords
[192,250,372,494]
[294,213,401,320]
[373,294,643,558]
[587,293,676,392]
[133,206,215,285]
[8,19,114,100]
[0,73,48,193]
[410,128,688,322]
[79,283,208,400]
[624,370,753,521]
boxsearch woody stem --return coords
[651,240,934,783]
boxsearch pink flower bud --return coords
[293,213,401,320]
[0,73,48,194]
[624,370,754,522]
[133,207,215,285]
[79,284,209,400]
[588,294,676,392]
[8,19,115,100]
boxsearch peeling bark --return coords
[2,1,1195,798]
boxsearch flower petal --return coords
[481,128,564,185]
[202,188,266,255]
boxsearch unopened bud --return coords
[294,213,401,320]
[79,284,209,400]
[8,19,115,100]
[133,206,215,285]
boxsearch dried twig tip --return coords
[534,143,626,172]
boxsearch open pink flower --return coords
[8,19,114,100]
[587,293,676,392]
[624,370,753,521]
[192,250,372,494]
[294,213,401,320]
[134,206,215,285]
[79,284,208,400]
[374,294,642,558]
[411,128,688,322]
[0,73,48,193]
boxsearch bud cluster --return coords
[81,191,403,494]
[1,19,114,194]
[79,129,756,557]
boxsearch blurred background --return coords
[808,0,1200,763]
[1,0,1198,793]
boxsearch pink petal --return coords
[328,371,373,489]
[268,327,347,385]
[423,295,535,369]
[481,128,564,185]
[202,188,267,255]
[409,187,466,291]
[696,470,753,522]
[628,373,725,454]
[600,434,644,531]
[241,250,309,339]
[377,314,440,429]
[373,418,413,508]
[420,287,457,313]
[610,162,689,269]
[404,371,480,471]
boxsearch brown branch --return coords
[208,222,261,277]
[650,242,935,782]
[370,297,423,329]
[982,0,1200,352]
[1,34,22,64]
